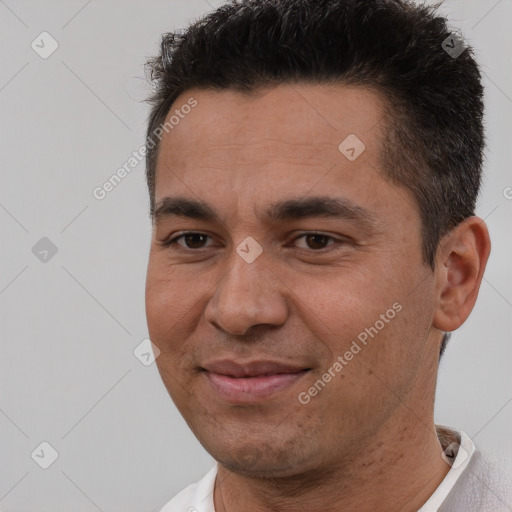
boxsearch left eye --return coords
[293,233,340,250]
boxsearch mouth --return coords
[201,360,311,404]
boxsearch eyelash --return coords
[159,231,345,251]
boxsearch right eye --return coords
[160,232,215,250]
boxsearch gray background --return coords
[0,0,510,511]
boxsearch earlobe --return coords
[432,217,491,333]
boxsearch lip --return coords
[202,359,310,404]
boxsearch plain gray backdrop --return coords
[0,0,511,511]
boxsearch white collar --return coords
[417,426,476,511]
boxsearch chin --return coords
[198,430,315,478]
[217,454,303,479]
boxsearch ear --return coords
[432,216,491,333]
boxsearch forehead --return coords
[153,83,404,220]
[157,83,385,169]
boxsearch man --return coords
[143,0,511,510]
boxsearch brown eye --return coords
[181,233,209,249]
[305,234,331,249]
[294,233,339,250]
[162,232,213,249]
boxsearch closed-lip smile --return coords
[201,359,311,403]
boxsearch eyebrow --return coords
[152,195,379,229]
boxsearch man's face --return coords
[145,84,439,477]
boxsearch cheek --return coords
[147,277,201,406]
[291,268,395,342]
[294,263,428,380]
[145,261,199,353]
[343,284,434,401]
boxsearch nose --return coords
[204,249,289,336]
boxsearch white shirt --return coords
[417,427,475,512]
[160,426,511,512]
